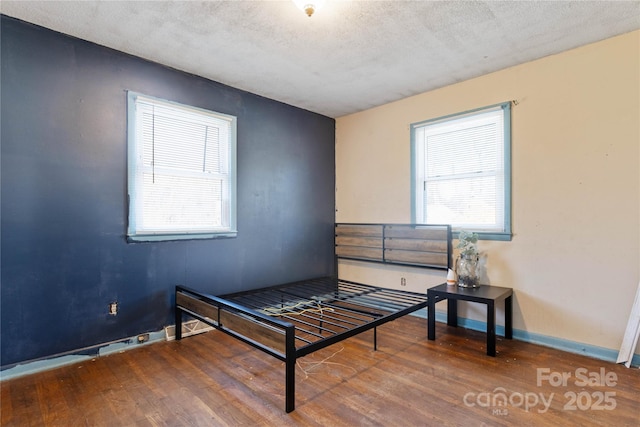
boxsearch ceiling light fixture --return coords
[293,0,325,17]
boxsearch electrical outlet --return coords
[109,302,118,315]
[401,277,407,286]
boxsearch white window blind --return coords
[412,103,511,239]
[127,92,237,241]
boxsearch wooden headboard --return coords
[335,223,452,270]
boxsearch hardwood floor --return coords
[2,316,639,426]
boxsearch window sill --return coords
[452,231,512,242]
[127,231,238,243]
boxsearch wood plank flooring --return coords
[2,316,639,426]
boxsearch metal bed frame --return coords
[175,223,451,412]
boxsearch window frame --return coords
[126,91,237,242]
[410,102,512,241]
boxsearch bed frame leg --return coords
[285,325,296,412]
[175,307,182,341]
[374,327,377,351]
[285,358,295,413]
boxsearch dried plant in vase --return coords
[456,230,480,288]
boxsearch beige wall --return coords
[336,30,640,356]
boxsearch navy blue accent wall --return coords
[0,16,336,367]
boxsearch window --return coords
[411,102,511,240]
[127,92,237,242]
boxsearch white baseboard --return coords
[165,319,214,341]
[1,320,213,381]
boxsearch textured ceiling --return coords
[2,1,639,118]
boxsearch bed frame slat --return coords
[335,235,383,248]
[384,237,447,252]
[176,292,219,322]
[384,248,448,267]
[335,224,383,237]
[335,246,383,261]
[384,224,448,240]
[219,309,286,354]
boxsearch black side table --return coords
[427,283,513,356]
